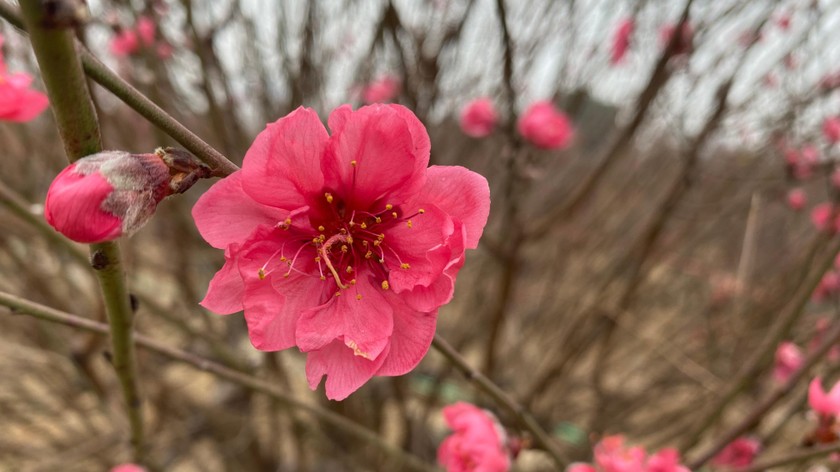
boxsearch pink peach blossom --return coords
[811,203,840,233]
[646,448,690,472]
[711,437,761,468]
[460,98,498,138]
[110,29,140,56]
[823,117,840,144]
[814,271,840,301]
[571,436,690,472]
[45,151,173,244]
[659,23,693,56]
[0,34,48,122]
[437,402,510,472]
[567,465,597,472]
[136,16,156,46]
[611,18,634,65]
[111,465,146,472]
[786,188,806,211]
[772,341,803,384]
[362,75,401,104]
[776,13,792,31]
[809,377,840,417]
[192,105,490,400]
[0,73,50,122]
[517,101,574,150]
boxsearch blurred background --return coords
[2,0,840,470]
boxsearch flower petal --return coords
[306,339,389,400]
[415,166,490,249]
[323,104,426,208]
[296,272,394,360]
[376,302,437,376]
[200,246,244,315]
[241,107,329,210]
[192,171,286,249]
[398,223,467,312]
[385,204,454,291]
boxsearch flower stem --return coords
[0,291,438,472]
[18,0,145,462]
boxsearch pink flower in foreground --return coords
[517,101,574,150]
[460,98,498,138]
[362,75,401,104]
[111,465,146,472]
[438,402,510,472]
[136,16,156,46]
[786,188,806,211]
[611,18,634,65]
[711,437,761,468]
[46,149,205,244]
[659,22,693,56]
[110,29,139,56]
[0,34,48,122]
[824,117,840,144]
[192,105,490,400]
[772,341,803,384]
[809,377,840,417]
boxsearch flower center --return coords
[257,191,425,297]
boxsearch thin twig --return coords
[0,291,439,472]
[431,334,568,469]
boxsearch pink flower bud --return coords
[136,16,156,47]
[111,465,147,472]
[824,117,840,144]
[787,188,806,210]
[773,341,803,384]
[110,29,139,56]
[711,437,761,468]
[44,151,173,243]
[460,98,498,138]
[611,18,634,65]
[518,101,574,150]
[362,75,401,104]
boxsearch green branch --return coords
[18,0,145,462]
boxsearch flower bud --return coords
[45,149,207,244]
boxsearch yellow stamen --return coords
[400,263,410,269]
[325,192,334,203]
[381,280,390,290]
[318,225,325,232]
[385,204,393,210]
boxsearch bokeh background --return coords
[2,0,840,470]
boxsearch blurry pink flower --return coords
[45,151,174,244]
[777,13,792,31]
[0,34,48,122]
[460,98,498,138]
[136,16,156,46]
[593,436,647,471]
[110,29,139,56]
[517,101,574,150]
[611,18,634,65]
[111,465,146,472]
[0,73,50,122]
[647,448,690,472]
[772,341,803,384]
[438,402,510,472]
[823,117,840,144]
[192,105,490,400]
[362,75,401,104]
[659,22,693,56]
[711,437,761,468]
[786,188,806,211]
[811,203,840,233]
[762,73,778,88]
[809,377,840,417]
[814,271,840,301]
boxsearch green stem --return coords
[18,1,145,462]
[0,291,439,472]
[0,2,239,177]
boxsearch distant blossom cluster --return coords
[457,97,575,150]
[566,436,690,472]
[110,16,172,59]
